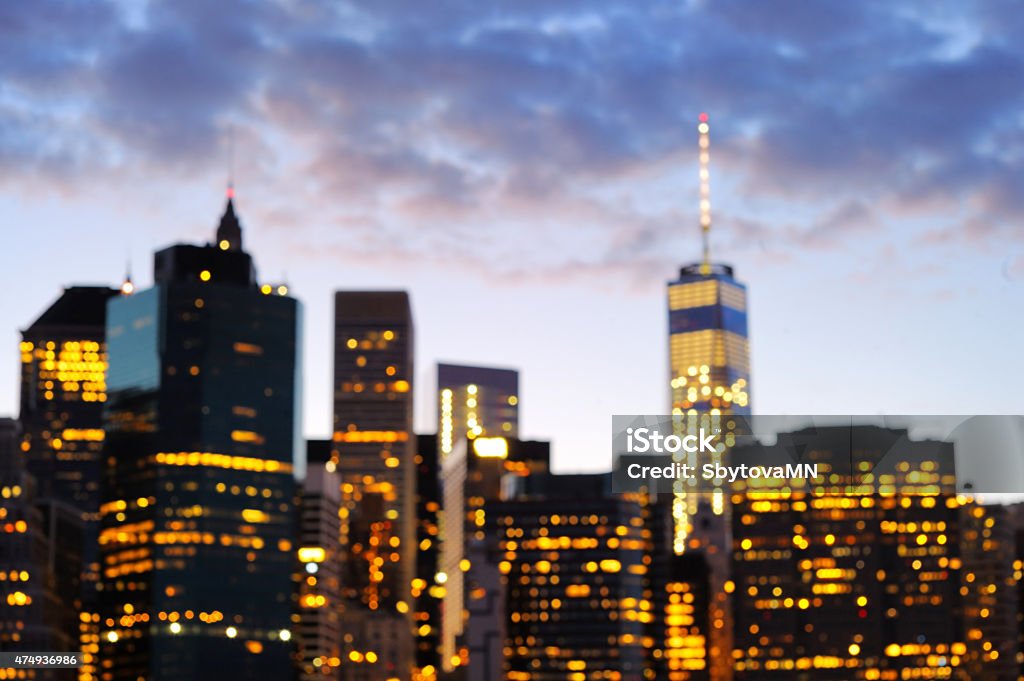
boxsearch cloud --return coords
[1,0,1023,282]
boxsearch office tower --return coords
[20,286,118,510]
[98,194,300,681]
[483,472,651,681]
[413,434,442,680]
[727,425,1007,680]
[439,436,550,675]
[19,285,119,631]
[332,291,415,681]
[662,114,750,681]
[646,505,712,681]
[960,503,1016,680]
[1009,504,1024,673]
[437,363,519,459]
[296,454,343,681]
[0,417,70,680]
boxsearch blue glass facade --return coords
[667,264,751,416]
[98,206,300,681]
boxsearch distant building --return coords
[332,291,415,680]
[437,363,519,459]
[98,194,300,681]
[439,436,549,675]
[664,116,753,681]
[0,417,69,679]
[296,453,343,681]
[484,472,650,681]
[413,434,442,680]
[19,284,118,668]
[727,425,1014,680]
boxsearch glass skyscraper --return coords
[667,263,750,418]
[660,115,753,681]
[98,195,300,681]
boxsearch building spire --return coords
[216,182,243,252]
[697,113,712,275]
[121,259,134,295]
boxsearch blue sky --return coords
[1,1,1022,472]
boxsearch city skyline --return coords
[2,2,1024,473]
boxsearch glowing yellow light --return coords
[298,547,326,563]
[219,240,230,250]
[473,437,508,459]
[241,509,269,523]
[170,622,182,634]
[226,626,237,638]
[199,270,211,282]
[107,631,118,643]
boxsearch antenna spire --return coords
[121,259,135,296]
[227,124,236,199]
[697,113,711,275]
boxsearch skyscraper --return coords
[19,285,119,681]
[667,263,750,419]
[667,115,751,419]
[662,114,751,681]
[331,291,415,681]
[727,425,998,680]
[296,449,343,681]
[437,363,519,459]
[412,434,442,680]
[98,194,300,681]
[20,286,118,513]
[0,417,70,679]
[439,435,550,675]
[483,472,650,681]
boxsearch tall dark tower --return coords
[19,284,118,674]
[98,192,300,681]
[215,186,243,252]
[331,291,415,680]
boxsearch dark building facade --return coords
[483,472,650,681]
[726,425,1010,680]
[97,197,300,681]
[20,286,118,512]
[413,434,442,679]
[332,291,415,680]
[296,450,343,681]
[19,284,119,648]
[439,436,550,675]
[0,417,72,680]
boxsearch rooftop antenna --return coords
[697,113,711,275]
[227,124,236,199]
[121,258,134,296]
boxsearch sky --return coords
[1,1,1022,473]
